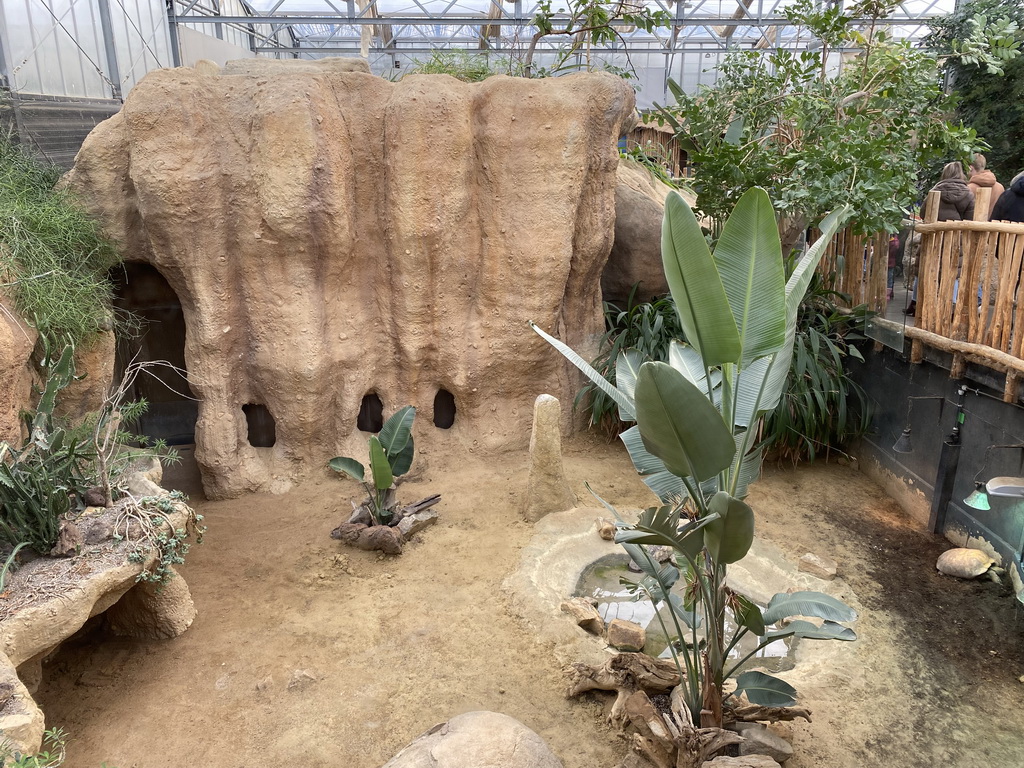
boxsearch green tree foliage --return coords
[654,0,1013,253]
[526,0,670,77]
[928,0,1024,182]
[0,135,120,348]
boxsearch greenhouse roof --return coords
[174,0,962,55]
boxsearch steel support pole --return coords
[167,1,183,67]
[96,0,124,100]
[929,386,967,535]
[0,3,27,145]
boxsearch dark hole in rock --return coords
[110,262,196,446]
[243,403,276,447]
[358,393,384,433]
[433,389,456,429]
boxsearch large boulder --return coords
[68,61,635,499]
[381,711,563,768]
[0,296,36,445]
[0,294,114,445]
[602,159,696,305]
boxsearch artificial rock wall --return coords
[68,62,635,498]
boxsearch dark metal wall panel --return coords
[852,344,1024,594]
[1,93,120,169]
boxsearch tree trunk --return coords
[778,214,809,258]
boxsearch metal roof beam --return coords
[174,16,948,26]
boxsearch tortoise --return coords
[936,548,1005,582]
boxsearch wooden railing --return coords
[814,186,1024,401]
[914,189,1024,351]
[816,229,890,314]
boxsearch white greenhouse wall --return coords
[0,0,171,99]
[178,26,254,67]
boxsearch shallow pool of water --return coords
[575,554,797,673]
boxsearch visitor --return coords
[991,171,1024,223]
[887,233,899,301]
[967,154,1004,219]
[932,162,975,222]
[905,163,975,316]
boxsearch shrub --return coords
[0,134,119,348]
[577,288,683,432]
[0,345,94,553]
[762,273,873,463]
[404,50,513,81]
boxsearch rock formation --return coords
[603,159,697,305]
[523,394,576,522]
[381,711,564,768]
[0,297,36,445]
[67,61,635,498]
[0,485,197,756]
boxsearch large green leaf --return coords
[621,543,662,580]
[733,670,797,707]
[615,348,645,421]
[667,340,708,389]
[761,205,849,412]
[713,188,787,366]
[390,436,415,476]
[634,362,735,482]
[733,440,763,500]
[367,436,393,491]
[615,505,711,560]
[703,491,754,564]
[530,322,635,421]
[761,591,857,624]
[763,620,857,642]
[620,425,717,504]
[619,429,678,500]
[661,192,740,366]
[666,592,703,629]
[637,564,681,601]
[378,406,416,460]
[732,594,766,636]
[620,425,669,475]
[733,356,771,428]
[328,456,365,483]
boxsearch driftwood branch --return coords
[566,653,680,727]
[624,690,743,768]
[725,702,813,724]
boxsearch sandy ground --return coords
[34,436,1024,768]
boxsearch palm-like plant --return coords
[533,188,858,764]
[328,407,416,525]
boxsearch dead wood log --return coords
[396,494,441,519]
[330,522,404,554]
[724,702,812,724]
[624,692,676,768]
[344,492,440,528]
[623,690,743,768]
[566,653,681,726]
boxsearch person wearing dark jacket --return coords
[932,162,975,222]
[906,163,976,316]
[991,172,1024,223]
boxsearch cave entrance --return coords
[111,262,197,446]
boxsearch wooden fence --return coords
[814,186,1024,401]
[914,189,1024,351]
[815,229,891,314]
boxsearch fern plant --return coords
[576,287,683,432]
[762,272,873,463]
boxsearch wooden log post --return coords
[1004,371,1021,404]
[918,190,941,332]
